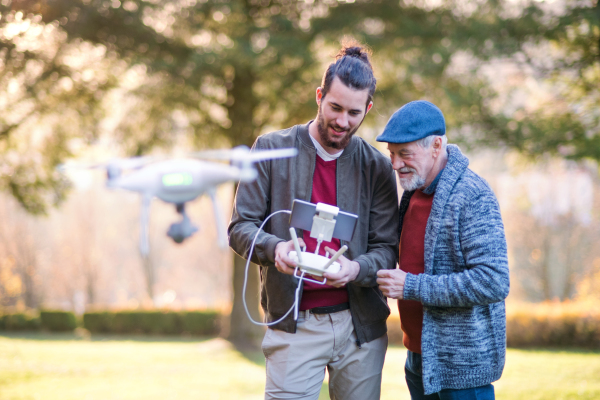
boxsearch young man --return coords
[375,100,510,400]
[228,43,399,400]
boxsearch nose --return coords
[391,155,404,171]
[336,112,349,129]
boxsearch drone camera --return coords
[106,165,121,180]
[166,203,199,244]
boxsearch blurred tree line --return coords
[1,0,598,347]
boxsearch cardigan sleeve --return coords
[403,191,510,307]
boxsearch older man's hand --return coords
[376,269,407,299]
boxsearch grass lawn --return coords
[1,333,599,400]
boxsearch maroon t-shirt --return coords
[398,189,434,353]
[299,156,349,310]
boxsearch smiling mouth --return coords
[329,128,348,138]
[398,168,415,177]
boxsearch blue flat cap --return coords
[376,100,445,143]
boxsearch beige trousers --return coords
[261,309,388,400]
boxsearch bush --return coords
[83,312,114,333]
[82,309,222,336]
[507,302,600,348]
[181,311,220,336]
[386,301,600,349]
[40,310,78,332]
[0,312,41,331]
[134,311,182,335]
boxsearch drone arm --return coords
[139,194,152,257]
[208,189,228,248]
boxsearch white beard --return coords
[397,167,426,191]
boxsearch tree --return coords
[0,2,128,213]
[3,0,597,345]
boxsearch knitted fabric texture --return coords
[401,144,510,394]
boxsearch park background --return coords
[1,0,599,398]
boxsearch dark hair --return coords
[320,39,376,109]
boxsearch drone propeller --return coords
[58,157,157,179]
[58,156,155,171]
[192,146,298,163]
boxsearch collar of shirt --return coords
[421,168,444,195]
[309,132,343,162]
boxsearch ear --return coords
[316,87,323,106]
[366,101,373,114]
[432,137,442,156]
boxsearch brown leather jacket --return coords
[228,122,399,344]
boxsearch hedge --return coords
[39,310,78,331]
[0,312,41,331]
[83,310,221,336]
[386,302,600,349]
[506,302,600,348]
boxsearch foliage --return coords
[0,3,125,213]
[83,309,221,336]
[0,311,40,330]
[39,309,78,331]
[387,300,600,349]
[82,311,113,333]
[507,301,600,348]
[180,310,221,335]
[2,0,598,347]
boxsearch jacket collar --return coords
[435,144,469,196]
[421,144,469,273]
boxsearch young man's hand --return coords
[322,246,360,287]
[274,238,305,275]
[376,269,407,299]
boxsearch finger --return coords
[376,269,391,278]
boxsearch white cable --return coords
[242,209,305,326]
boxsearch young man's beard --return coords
[316,107,362,150]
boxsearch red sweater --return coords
[299,156,349,310]
[398,189,434,353]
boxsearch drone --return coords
[60,146,297,255]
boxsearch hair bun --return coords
[336,40,372,64]
[344,46,364,58]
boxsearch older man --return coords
[375,100,510,400]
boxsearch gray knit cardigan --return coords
[401,144,510,394]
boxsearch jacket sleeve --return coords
[228,138,285,266]
[403,192,510,307]
[352,163,400,287]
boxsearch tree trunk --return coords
[225,65,264,350]
[227,252,264,350]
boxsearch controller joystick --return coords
[288,227,347,284]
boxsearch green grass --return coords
[1,333,599,400]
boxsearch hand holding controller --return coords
[287,227,348,284]
[274,238,305,275]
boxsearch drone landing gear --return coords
[167,203,199,244]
